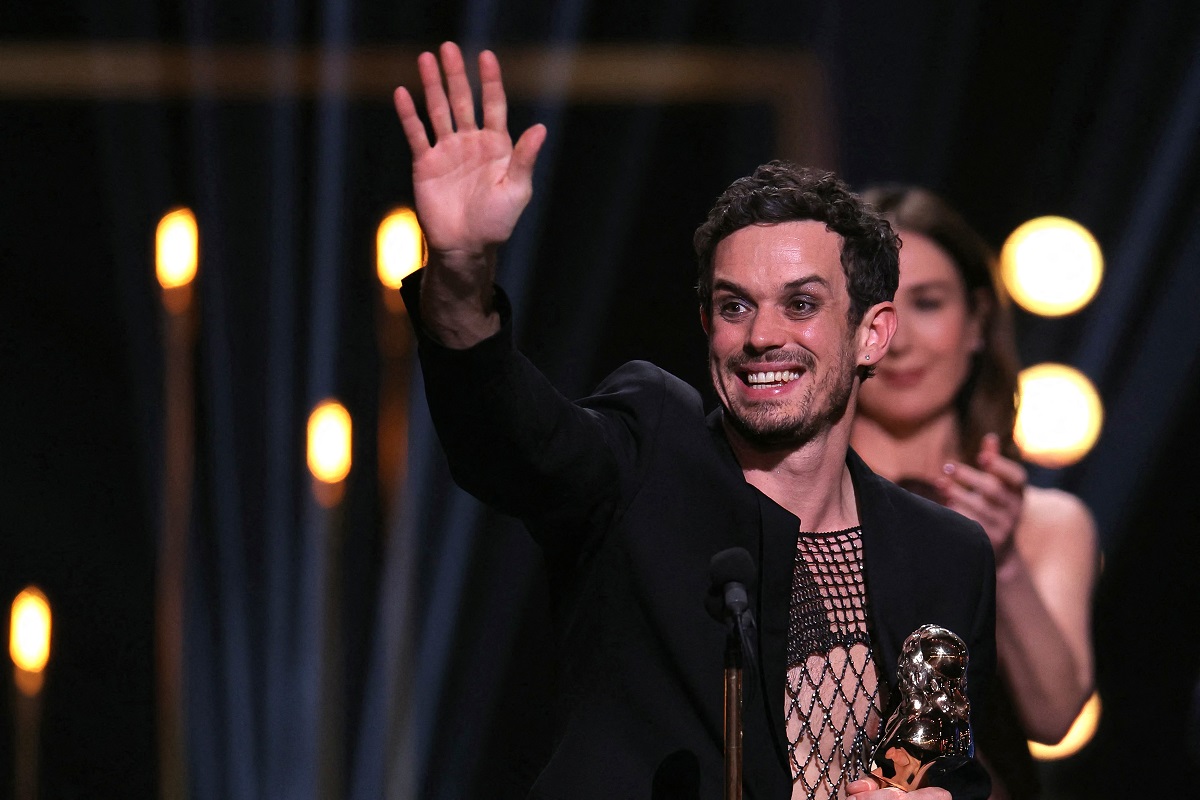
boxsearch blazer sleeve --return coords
[399,272,668,552]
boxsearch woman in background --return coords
[851,186,1098,799]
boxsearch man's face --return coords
[704,220,862,448]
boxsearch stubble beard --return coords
[714,343,858,449]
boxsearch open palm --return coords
[394,43,546,254]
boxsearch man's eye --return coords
[913,297,944,312]
[788,298,814,314]
[719,300,748,316]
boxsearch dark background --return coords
[3,2,1200,798]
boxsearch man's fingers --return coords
[510,123,547,184]
[845,777,879,795]
[416,49,454,137]
[479,50,508,133]
[393,87,431,156]
[846,776,904,798]
[439,41,479,132]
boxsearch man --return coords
[394,42,996,799]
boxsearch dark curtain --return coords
[2,2,1199,799]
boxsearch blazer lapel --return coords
[755,491,800,768]
[706,410,796,771]
[847,448,917,690]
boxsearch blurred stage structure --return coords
[2,4,1199,798]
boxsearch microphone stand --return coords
[724,619,744,800]
[708,548,755,800]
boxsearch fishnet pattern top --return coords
[785,527,885,800]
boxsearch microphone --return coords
[707,548,759,684]
[708,548,758,799]
[707,548,755,625]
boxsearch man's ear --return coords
[700,306,712,336]
[859,301,897,365]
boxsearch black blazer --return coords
[404,277,996,800]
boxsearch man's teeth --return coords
[747,370,800,385]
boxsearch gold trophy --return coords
[868,625,973,792]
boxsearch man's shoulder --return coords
[852,454,989,547]
[585,360,707,416]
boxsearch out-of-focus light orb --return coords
[1000,216,1102,317]
[1014,363,1103,468]
[377,207,425,290]
[10,587,51,673]
[156,207,199,289]
[307,400,352,483]
[1029,691,1101,761]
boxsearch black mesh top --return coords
[785,527,886,799]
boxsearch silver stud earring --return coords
[864,355,870,361]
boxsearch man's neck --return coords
[849,410,961,484]
[726,419,859,533]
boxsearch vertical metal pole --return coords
[724,634,743,800]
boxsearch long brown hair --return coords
[861,185,1022,461]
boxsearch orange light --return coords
[10,587,51,674]
[377,207,425,290]
[307,400,352,484]
[1000,216,1102,317]
[156,208,199,290]
[1029,691,1101,761]
[1014,363,1104,468]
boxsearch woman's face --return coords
[858,229,985,433]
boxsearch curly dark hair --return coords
[861,184,1022,461]
[694,161,900,326]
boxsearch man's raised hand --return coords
[393,42,546,257]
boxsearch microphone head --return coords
[709,547,756,589]
[705,547,756,623]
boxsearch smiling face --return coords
[705,220,872,448]
[857,229,984,434]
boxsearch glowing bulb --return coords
[307,400,352,484]
[156,208,199,290]
[1000,216,1102,317]
[1014,363,1103,468]
[377,208,425,290]
[1029,691,1102,761]
[10,587,51,674]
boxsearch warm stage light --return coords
[1000,216,1102,317]
[307,400,352,484]
[156,208,199,289]
[1029,691,1102,761]
[1014,363,1103,468]
[377,207,425,290]
[10,587,51,676]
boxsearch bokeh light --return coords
[307,400,352,484]
[10,587,51,675]
[156,207,199,290]
[1000,216,1102,317]
[1029,691,1102,761]
[377,207,425,290]
[1014,363,1103,468]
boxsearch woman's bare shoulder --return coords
[1017,485,1099,560]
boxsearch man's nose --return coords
[746,309,788,352]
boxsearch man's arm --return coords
[393,41,546,348]
[394,43,629,539]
